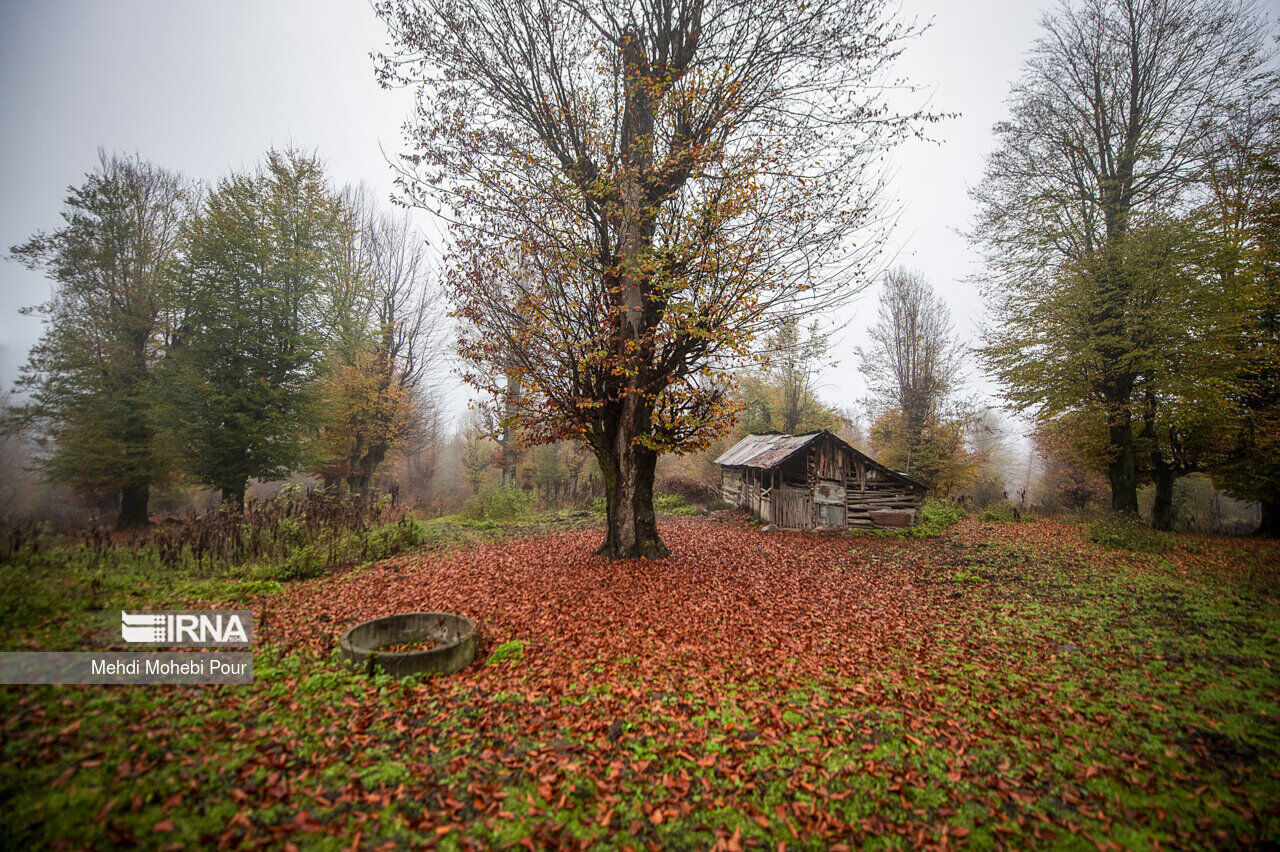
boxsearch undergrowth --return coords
[1085,514,1173,553]
[888,498,965,538]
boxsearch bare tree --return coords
[375,0,933,557]
[857,269,965,447]
[766,319,830,434]
[316,187,445,501]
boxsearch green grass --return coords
[588,492,703,516]
[486,639,526,666]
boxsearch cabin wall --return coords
[721,467,777,522]
[844,456,924,528]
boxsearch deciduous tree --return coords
[9,151,194,528]
[164,149,349,510]
[312,190,441,502]
[375,0,932,557]
[857,268,967,488]
[1209,89,1280,535]
[972,0,1269,515]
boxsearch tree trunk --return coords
[1150,455,1175,532]
[594,444,666,559]
[222,482,246,513]
[1105,402,1139,515]
[1144,398,1174,531]
[350,444,389,506]
[593,398,668,560]
[116,482,150,530]
[589,29,668,562]
[1258,499,1280,539]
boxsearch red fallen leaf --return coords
[92,797,118,824]
[51,767,76,788]
[152,819,175,832]
[649,808,664,825]
[952,826,971,838]
[753,814,770,829]
[59,720,82,736]
[161,792,183,810]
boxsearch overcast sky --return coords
[1,0,1062,435]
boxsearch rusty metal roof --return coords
[714,430,928,490]
[712,432,821,469]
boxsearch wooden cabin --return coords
[714,431,926,530]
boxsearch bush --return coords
[979,501,1023,524]
[654,493,701,515]
[462,483,536,522]
[894,498,966,538]
[1084,515,1170,553]
[919,498,965,534]
[0,492,431,637]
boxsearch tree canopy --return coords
[972,0,1271,515]
[164,149,350,509]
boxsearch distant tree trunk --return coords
[1150,456,1175,532]
[1144,398,1175,531]
[348,445,389,505]
[1104,375,1139,515]
[222,481,246,513]
[1259,499,1280,539]
[116,332,154,531]
[116,482,150,530]
[502,374,520,484]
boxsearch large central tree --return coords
[376,0,930,557]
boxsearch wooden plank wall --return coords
[845,454,923,528]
